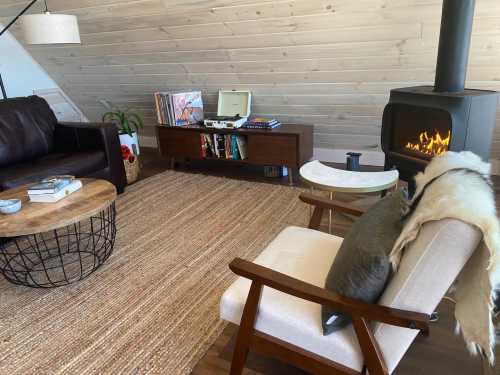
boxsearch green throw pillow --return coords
[322,189,407,335]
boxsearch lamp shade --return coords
[21,12,80,44]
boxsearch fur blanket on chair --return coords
[390,151,500,365]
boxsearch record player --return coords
[204,90,252,129]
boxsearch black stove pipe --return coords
[434,0,475,93]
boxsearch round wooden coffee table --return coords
[0,179,117,288]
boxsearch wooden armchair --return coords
[220,193,483,374]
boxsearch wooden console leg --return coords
[230,282,263,375]
[288,168,294,185]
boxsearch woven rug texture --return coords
[0,171,308,374]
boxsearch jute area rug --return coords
[0,171,309,374]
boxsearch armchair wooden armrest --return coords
[230,258,429,332]
[229,258,430,375]
[299,192,366,230]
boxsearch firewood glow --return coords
[405,129,451,156]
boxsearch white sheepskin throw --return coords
[390,151,500,365]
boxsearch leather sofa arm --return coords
[58,121,112,129]
[55,121,116,150]
[54,122,127,193]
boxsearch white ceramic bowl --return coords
[0,199,22,214]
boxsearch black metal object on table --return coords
[0,203,116,288]
[346,152,362,171]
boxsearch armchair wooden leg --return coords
[308,206,324,230]
[352,317,389,375]
[230,343,248,374]
[230,281,263,375]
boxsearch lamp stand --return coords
[0,0,40,100]
[0,73,6,99]
[0,0,39,38]
[0,0,81,100]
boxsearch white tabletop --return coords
[300,160,399,193]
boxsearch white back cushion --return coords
[375,219,482,373]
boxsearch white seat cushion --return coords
[220,226,364,372]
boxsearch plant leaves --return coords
[103,108,143,135]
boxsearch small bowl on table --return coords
[0,199,22,215]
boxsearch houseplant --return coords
[103,109,144,155]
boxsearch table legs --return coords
[0,203,116,288]
[309,187,314,218]
[328,192,335,234]
[308,187,335,234]
[306,180,399,235]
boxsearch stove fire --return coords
[381,0,499,196]
[405,129,451,157]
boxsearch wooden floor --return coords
[138,149,500,375]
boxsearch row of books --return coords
[154,91,204,126]
[28,176,82,203]
[244,117,281,129]
[200,134,247,160]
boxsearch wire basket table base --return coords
[0,203,116,288]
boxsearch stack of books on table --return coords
[244,117,281,129]
[28,176,82,203]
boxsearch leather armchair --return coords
[0,96,126,193]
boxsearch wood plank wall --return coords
[2,0,500,158]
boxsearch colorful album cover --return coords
[172,91,204,126]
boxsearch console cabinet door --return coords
[158,129,200,158]
[247,135,297,166]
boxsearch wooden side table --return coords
[0,179,117,288]
[300,160,399,232]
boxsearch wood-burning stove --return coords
[381,0,499,189]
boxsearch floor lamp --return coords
[0,0,80,100]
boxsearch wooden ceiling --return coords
[2,0,500,157]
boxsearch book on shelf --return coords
[200,133,247,160]
[154,91,204,126]
[231,135,240,160]
[214,134,225,158]
[200,133,215,158]
[154,94,162,124]
[244,117,281,129]
[224,135,233,159]
[29,179,83,203]
[236,135,247,159]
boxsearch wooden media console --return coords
[156,124,313,184]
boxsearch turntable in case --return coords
[204,90,252,129]
[204,114,246,129]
